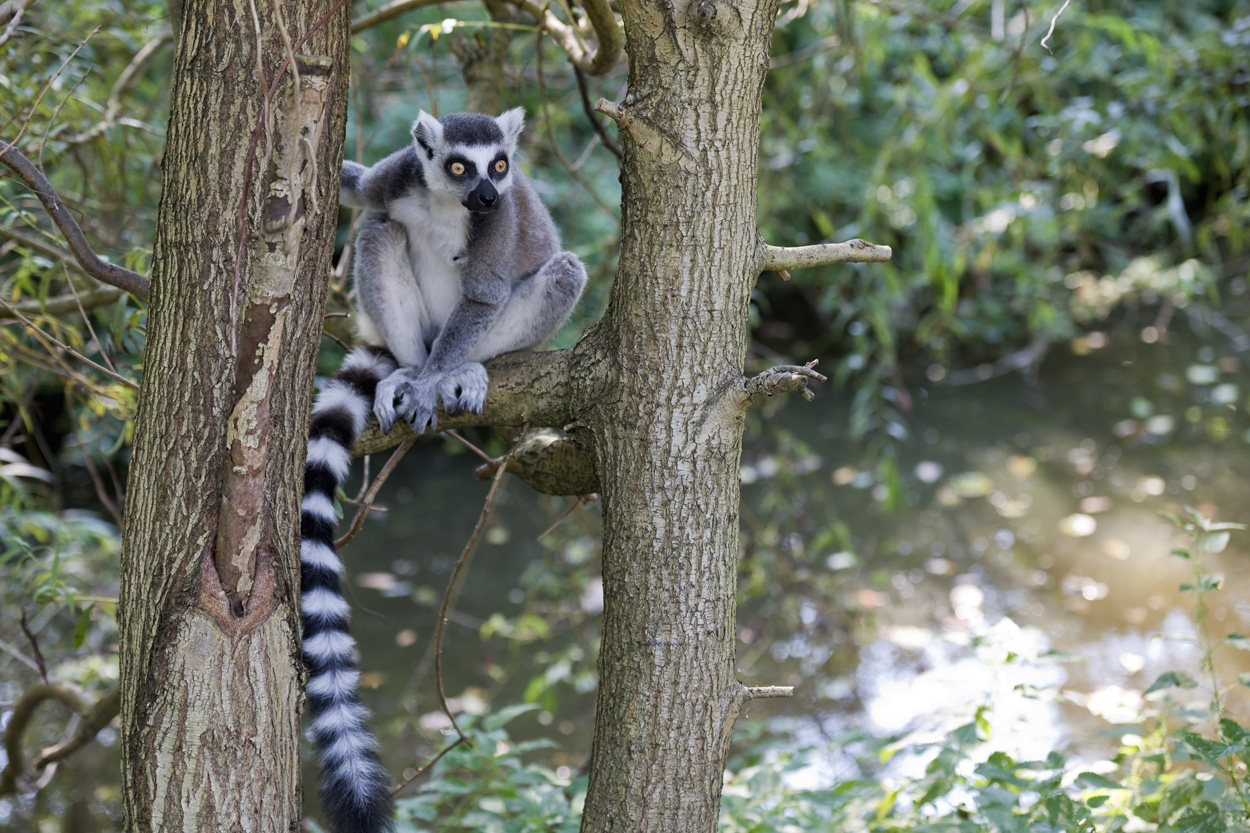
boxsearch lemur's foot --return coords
[437,362,488,416]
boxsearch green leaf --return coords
[1167,800,1226,833]
[1158,771,1202,823]
[1226,634,1250,651]
[1170,548,1191,559]
[72,605,92,649]
[483,702,541,732]
[1074,771,1121,790]
[1145,671,1199,694]
[1197,532,1230,554]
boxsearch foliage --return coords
[760,0,1250,449]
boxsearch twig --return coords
[1039,0,1071,53]
[0,25,99,147]
[63,263,117,374]
[573,65,622,160]
[0,296,139,390]
[54,30,174,154]
[537,496,583,540]
[0,143,150,299]
[334,438,416,549]
[757,239,893,272]
[18,610,46,681]
[433,425,528,746]
[390,736,466,798]
[350,0,445,32]
[445,429,494,465]
[31,685,120,770]
[742,685,794,700]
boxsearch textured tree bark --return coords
[117,1,349,830]
[571,0,782,829]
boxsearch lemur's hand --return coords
[373,367,424,434]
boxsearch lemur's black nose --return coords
[467,180,499,211]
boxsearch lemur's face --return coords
[411,109,525,212]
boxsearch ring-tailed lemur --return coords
[300,108,587,833]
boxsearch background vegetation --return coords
[2,0,1248,829]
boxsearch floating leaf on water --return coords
[1059,513,1097,537]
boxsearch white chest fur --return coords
[388,191,470,330]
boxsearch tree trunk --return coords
[573,0,782,829]
[118,1,349,829]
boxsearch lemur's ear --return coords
[496,107,525,155]
[411,111,443,159]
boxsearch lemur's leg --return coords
[469,251,588,361]
[432,252,588,416]
[353,214,430,369]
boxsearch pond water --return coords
[325,320,1250,800]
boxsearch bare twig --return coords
[573,65,622,160]
[63,263,116,374]
[433,425,528,747]
[391,736,466,798]
[0,143,150,299]
[0,288,126,322]
[0,296,139,389]
[537,496,584,540]
[741,360,827,405]
[757,239,893,272]
[1,26,100,154]
[445,429,494,465]
[350,0,445,32]
[1039,0,1071,53]
[18,610,46,681]
[742,685,794,700]
[334,438,416,549]
[55,30,174,153]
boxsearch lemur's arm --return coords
[340,149,423,211]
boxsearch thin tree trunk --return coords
[574,0,782,829]
[118,1,349,829]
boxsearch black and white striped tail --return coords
[301,345,397,833]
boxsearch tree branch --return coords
[474,428,599,496]
[0,142,151,299]
[742,685,793,701]
[353,349,576,456]
[0,681,96,795]
[0,0,37,48]
[507,0,621,76]
[739,360,826,406]
[757,238,893,274]
[0,287,125,321]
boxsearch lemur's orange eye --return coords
[449,161,466,175]
[494,159,508,174]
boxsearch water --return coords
[328,321,1250,800]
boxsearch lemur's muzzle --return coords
[465,179,499,212]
